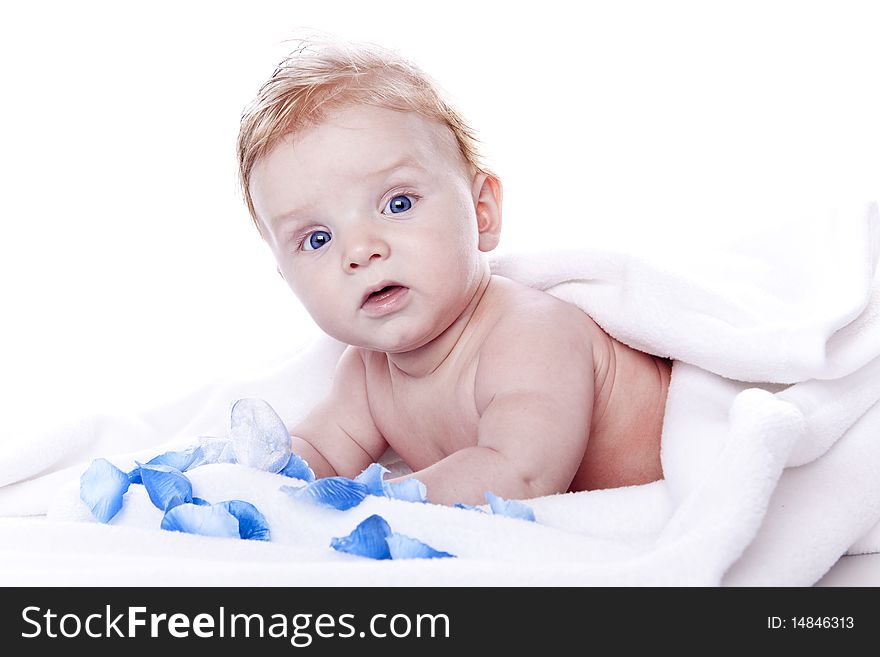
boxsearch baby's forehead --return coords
[291,104,465,172]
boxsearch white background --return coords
[1,0,878,440]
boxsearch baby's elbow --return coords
[519,446,588,499]
[521,474,565,500]
[507,458,567,501]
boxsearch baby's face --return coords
[249,104,496,353]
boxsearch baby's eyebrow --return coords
[269,158,427,228]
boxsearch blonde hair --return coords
[237,36,491,232]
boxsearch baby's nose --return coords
[345,235,390,270]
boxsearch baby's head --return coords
[238,38,503,353]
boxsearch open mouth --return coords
[364,284,406,304]
[360,283,410,316]
[369,284,401,297]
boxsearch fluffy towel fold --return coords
[1,201,878,586]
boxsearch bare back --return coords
[361,275,670,493]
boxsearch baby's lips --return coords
[360,281,407,307]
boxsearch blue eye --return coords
[302,230,332,251]
[384,194,413,214]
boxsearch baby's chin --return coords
[334,323,448,355]
[348,334,435,355]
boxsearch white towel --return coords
[1,201,878,586]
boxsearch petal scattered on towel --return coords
[80,458,132,523]
[354,463,427,502]
[280,477,368,511]
[485,492,536,522]
[453,502,487,513]
[383,479,427,503]
[126,467,143,486]
[354,463,389,496]
[330,514,392,559]
[160,503,240,538]
[219,500,271,541]
[152,446,205,472]
[138,463,193,511]
[128,446,206,484]
[385,533,455,559]
[229,398,292,473]
[279,452,316,482]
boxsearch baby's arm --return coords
[392,311,595,505]
[289,346,387,479]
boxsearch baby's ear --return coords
[473,173,503,252]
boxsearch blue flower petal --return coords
[79,459,131,523]
[354,463,389,496]
[353,465,427,502]
[485,492,536,522]
[129,446,205,484]
[127,467,143,485]
[280,477,368,511]
[160,503,240,538]
[219,500,271,541]
[229,398,291,473]
[330,514,392,559]
[148,446,205,472]
[278,452,316,482]
[191,497,211,506]
[383,479,428,503]
[453,503,487,513]
[386,533,455,559]
[138,463,193,511]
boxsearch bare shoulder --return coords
[335,343,369,380]
[474,276,598,414]
[482,275,601,349]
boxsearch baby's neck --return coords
[386,267,492,379]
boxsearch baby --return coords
[238,39,671,506]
